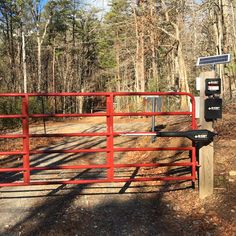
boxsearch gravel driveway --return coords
[1,116,233,236]
[1,118,163,235]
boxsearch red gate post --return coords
[106,94,114,181]
[22,95,30,184]
[190,95,197,186]
[191,144,197,186]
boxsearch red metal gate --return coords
[0,92,196,187]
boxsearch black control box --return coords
[205,78,221,96]
[204,98,222,120]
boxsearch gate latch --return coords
[156,129,217,143]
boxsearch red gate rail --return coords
[0,92,197,187]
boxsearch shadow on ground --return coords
[1,179,221,236]
[1,116,234,235]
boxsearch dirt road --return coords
[0,114,235,235]
[1,118,157,235]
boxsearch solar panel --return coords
[196,54,231,66]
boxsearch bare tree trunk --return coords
[133,6,145,93]
[176,17,189,109]
[37,34,41,92]
[115,32,121,110]
[10,13,16,90]
[218,0,225,97]
[36,19,49,92]
[231,1,236,56]
[140,20,145,92]
[22,30,27,93]
[230,1,236,99]
[52,45,57,112]
[150,3,158,91]
[178,41,189,109]
[159,0,189,109]
[79,88,84,113]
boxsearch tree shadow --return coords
[0,124,140,184]
[2,176,220,236]
[1,133,204,235]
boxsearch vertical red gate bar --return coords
[22,95,30,184]
[192,144,197,182]
[106,94,114,181]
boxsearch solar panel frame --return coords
[196,54,231,66]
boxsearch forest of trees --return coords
[0,0,235,119]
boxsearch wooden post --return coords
[199,71,215,199]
